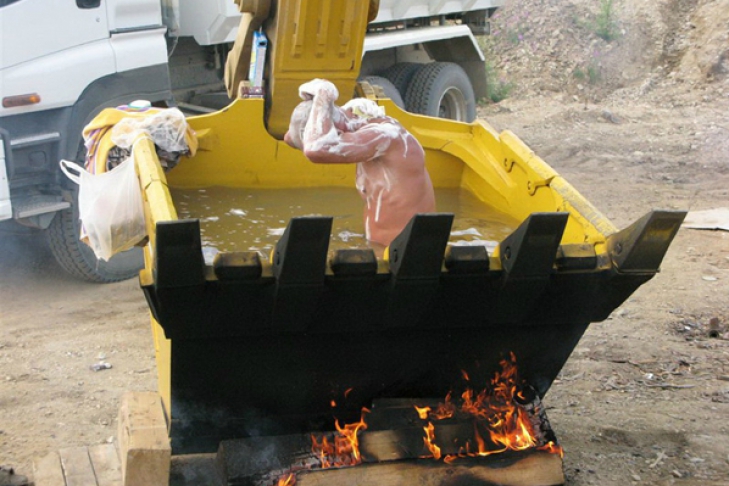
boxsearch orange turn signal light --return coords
[2,93,41,108]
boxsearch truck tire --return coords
[46,192,144,283]
[404,62,476,122]
[380,62,422,97]
[359,76,405,109]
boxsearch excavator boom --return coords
[225,0,379,138]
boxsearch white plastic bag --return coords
[110,108,190,153]
[60,155,146,261]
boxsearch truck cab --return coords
[0,0,171,281]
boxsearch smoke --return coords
[0,222,62,279]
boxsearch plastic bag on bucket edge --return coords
[59,156,146,261]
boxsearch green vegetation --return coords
[573,58,602,85]
[485,59,514,103]
[477,32,514,103]
[594,0,620,41]
[587,63,601,84]
[574,0,621,42]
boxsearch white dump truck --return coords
[0,0,502,282]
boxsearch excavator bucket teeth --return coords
[607,210,686,273]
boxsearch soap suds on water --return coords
[170,187,518,263]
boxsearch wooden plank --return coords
[295,451,565,486]
[118,391,171,486]
[59,447,98,486]
[32,451,66,486]
[360,425,473,462]
[88,443,123,486]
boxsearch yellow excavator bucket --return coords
[134,95,683,453]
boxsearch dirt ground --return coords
[2,0,729,485]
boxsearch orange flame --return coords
[422,422,441,460]
[415,353,562,461]
[415,406,431,420]
[302,353,559,480]
[311,408,370,468]
[539,441,564,458]
[276,473,296,486]
[430,391,456,420]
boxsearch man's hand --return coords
[299,79,339,102]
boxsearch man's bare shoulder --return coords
[361,119,425,170]
[355,117,409,139]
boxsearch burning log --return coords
[215,354,564,486]
[217,434,563,486]
[217,396,562,486]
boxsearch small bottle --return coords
[127,99,152,111]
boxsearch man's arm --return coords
[301,82,399,164]
[304,122,400,164]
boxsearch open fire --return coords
[268,353,563,485]
[311,408,370,468]
[276,473,296,486]
[417,352,563,462]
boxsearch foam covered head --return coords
[342,98,385,120]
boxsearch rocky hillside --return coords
[483,0,729,106]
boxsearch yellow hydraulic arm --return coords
[225,0,380,139]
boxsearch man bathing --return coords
[284,79,435,247]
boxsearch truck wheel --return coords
[359,76,405,109]
[404,62,476,122]
[380,62,421,97]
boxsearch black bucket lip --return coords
[144,210,639,339]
